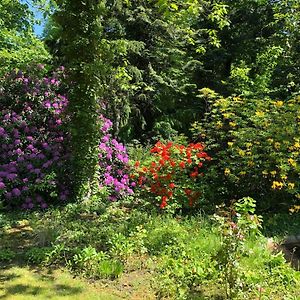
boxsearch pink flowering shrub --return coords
[0,67,70,209]
[98,115,135,201]
[0,67,134,209]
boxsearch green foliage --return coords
[1,204,300,299]
[70,246,123,279]
[214,197,261,299]
[54,1,104,200]
[0,249,15,262]
[0,0,50,75]
[25,247,52,264]
[192,90,300,210]
[197,0,300,99]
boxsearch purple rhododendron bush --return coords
[98,115,135,201]
[0,66,70,209]
[0,67,134,209]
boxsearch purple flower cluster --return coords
[0,67,70,209]
[98,115,135,201]
[0,66,134,208]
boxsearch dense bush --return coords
[133,140,211,210]
[0,66,70,209]
[192,88,300,210]
[0,68,134,209]
[98,115,135,201]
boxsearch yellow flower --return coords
[272,181,284,190]
[238,150,245,157]
[224,168,231,176]
[246,142,253,148]
[248,161,254,167]
[274,142,281,149]
[280,174,287,180]
[294,142,300,149]
[288,158,297,167]
[216,121,223,129]
[255,111,265,117]
[229,121,237,127]
[275,101,284,107]
[223,113,231,119]
[262,170,268,177]
[270,170,277,177]
[289,205,300,213]
[239,171,246,176]
[227,142,233,147]
[288,182,295,189]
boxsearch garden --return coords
[1,0,300,299]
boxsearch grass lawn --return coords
[0,266,124,300]
[0,265,157,300]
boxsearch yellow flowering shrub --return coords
[192,89,300,210]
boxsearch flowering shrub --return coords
[0,67,70,209]
[0,67,134,209]
[192,88,300,209]
[98,115,134,201]
[133,141,211,209]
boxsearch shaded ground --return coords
[0,266,122,300]
[0,266,155,300]
[0,218,155,300]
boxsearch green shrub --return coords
[0,249,15,262]
[192,89,300,210]
[25,247,53,264]
[214,197,262,299]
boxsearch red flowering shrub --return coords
[133,141,211,209]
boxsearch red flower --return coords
[170,160,176,167]
[197,152,208,158]
[165,173,172,180]
[179,161,185,168]
[169,182,175,189]
[159,159,165,166]
[160,195,168,209]
[185,189,192,195]
[138,176,144,186]
[190,171,198,178]
[135,161,140,167]
[166,141,173,148]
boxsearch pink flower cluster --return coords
[98,115,135,201]
[0,67,70,209]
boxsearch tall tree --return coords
[195,0,300,99]
[54,0,104,200]
[46,0,227,141]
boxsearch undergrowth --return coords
[1,200,300,300]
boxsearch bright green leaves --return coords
[0,0,50,75]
